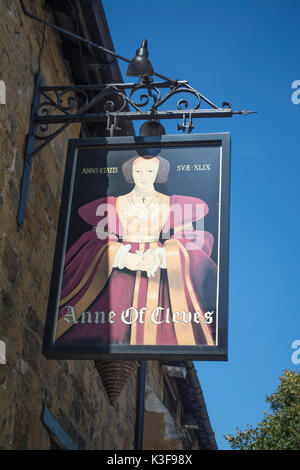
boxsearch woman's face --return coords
[132,157,160,191]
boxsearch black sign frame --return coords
[43,133,230,361]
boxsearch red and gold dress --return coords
[55,192,217,346]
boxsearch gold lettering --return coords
[176,163,211,172]
[81,167,118,175]
[193,163,211,171]
[177,164,191,171]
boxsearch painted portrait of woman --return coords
[55,153,218,347]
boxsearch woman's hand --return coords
[123,251,154,272]
[137,251,157,272]
[135,250,160,277]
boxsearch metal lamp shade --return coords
[126,39,154,77]
[139,120,166,136]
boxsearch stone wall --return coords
[0,0,200,451]
[0,0,143,450]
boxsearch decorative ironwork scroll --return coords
[17,73,255,225]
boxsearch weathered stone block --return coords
[22,327,41,375]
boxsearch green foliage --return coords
[225,369,300,450]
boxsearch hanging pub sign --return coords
[42,133,230,361]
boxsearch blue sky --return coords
[102,0,300,449]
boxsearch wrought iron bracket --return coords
[17,72,42,226]
[17,0,256,226]
[17,72,255,225]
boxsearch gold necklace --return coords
[129,191,158,219]
[130,189,157,208]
